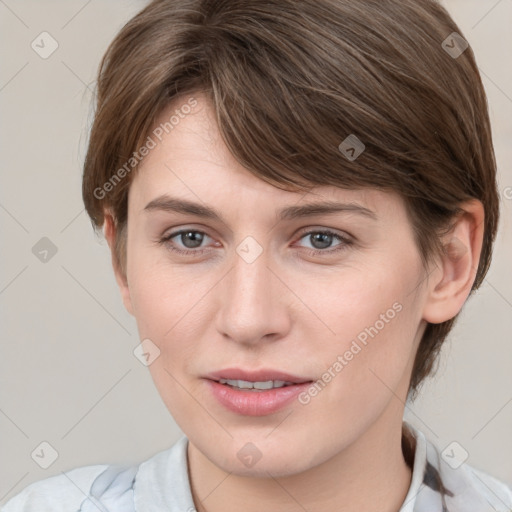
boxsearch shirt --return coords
[2,421,511,511]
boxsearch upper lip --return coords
[204,368,314,384]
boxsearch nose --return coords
[215,245,292,347]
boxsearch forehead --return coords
[129,93,404,220]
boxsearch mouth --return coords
[203,368,315,415]
[216,378,304,391]
[204,367,314,387]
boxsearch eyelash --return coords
[157,228,353,257]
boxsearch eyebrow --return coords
[143,195,378,222]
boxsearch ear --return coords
[422,199,485,324]
[103,213,134,317]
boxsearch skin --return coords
[104,93,484,512]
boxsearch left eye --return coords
[297,230,346,251]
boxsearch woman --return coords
[3,0,511,510]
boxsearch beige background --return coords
[0,0,511,505]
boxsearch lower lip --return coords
[205,379,312,416]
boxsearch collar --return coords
[133,421,429,512]
[132,421,511,511]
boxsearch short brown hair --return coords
[82,0,499,400]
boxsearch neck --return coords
[187,409,414,512]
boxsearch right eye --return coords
[159,229,216,256]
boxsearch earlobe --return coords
[103,213,134,317]
[422,199,484,324]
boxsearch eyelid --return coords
[295,225,352,239]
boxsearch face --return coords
[115,93,433,477]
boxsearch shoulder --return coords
[421,430,512,510]
[455,463,512,509]
[1,463,138,512]
[403,421,512,512]
[1,436,190,512]
[1,464,108,511]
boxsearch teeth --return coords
[218,379,293,389]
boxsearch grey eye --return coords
[176,231,206,249]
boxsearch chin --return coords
[207,437,318,478]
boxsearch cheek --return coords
[309,264,407,340]
[309,264,420,399]
[127,255,215,379]
[127,245,198,333]
[128,261,203,417]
